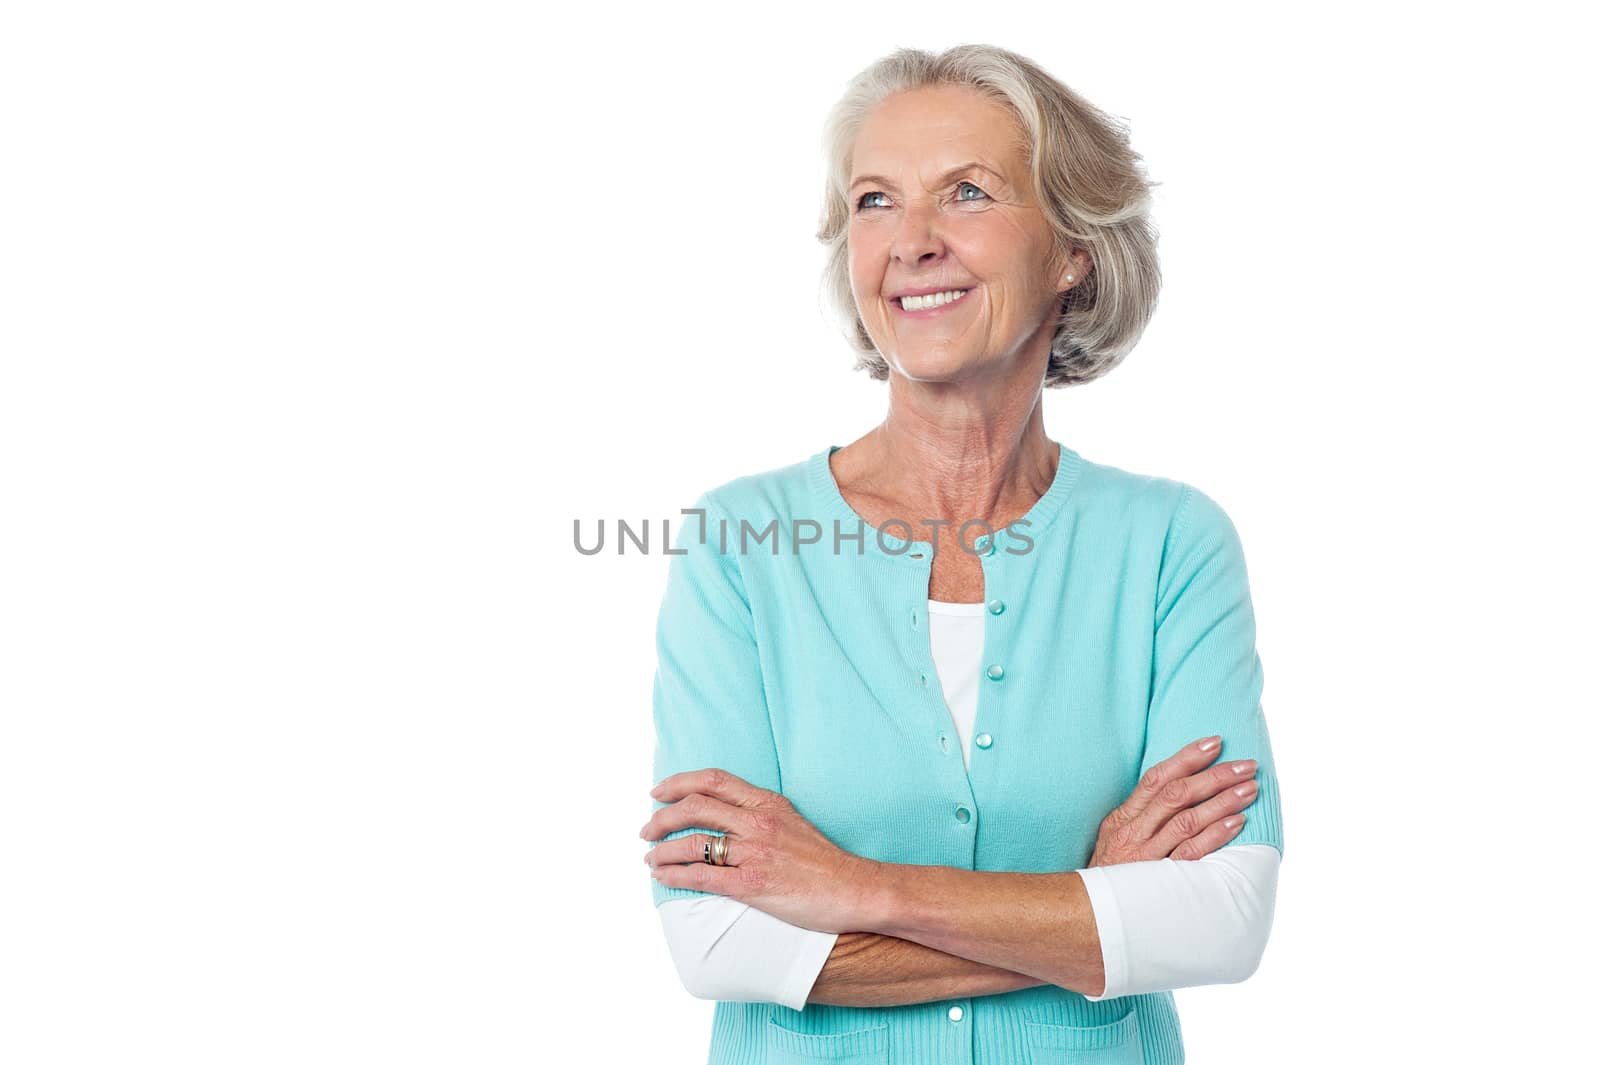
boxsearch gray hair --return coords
[816,45,1162,388]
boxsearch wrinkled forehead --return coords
[850,90,1028,188]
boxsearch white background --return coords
[3,3,1596,1062]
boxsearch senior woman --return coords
[639,45,1283,1065]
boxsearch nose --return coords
[890,199,947,267]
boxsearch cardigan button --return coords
[986,664,1005,681]
[947,1005,965,1022]
[973,534,995,556]
[975,732,993,749]
[987,598,1005,615]
[954,806,971,824]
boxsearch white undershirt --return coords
[656,599,1280,1010]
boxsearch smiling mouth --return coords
[896,288,973,312]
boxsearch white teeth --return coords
[899,288,970,311]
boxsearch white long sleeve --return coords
[1075,843,1278,1000]
[656,894,839,1011]
[654,599,1279,1009]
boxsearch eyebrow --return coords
[848,162,1008,193]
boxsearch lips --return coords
[892,287,973,317]
[890,285,974,301]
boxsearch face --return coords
[847,85,1083,382]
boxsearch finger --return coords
[1129,756,1256,844]
[1148,774,1259,858]
[1117,736,1223,824]
[650,859,736,896]
[1130,758,1256,849]
[650,767,776,809]
[645,831,731,869]
[641,792,743,842]
[1169,812,1247,861]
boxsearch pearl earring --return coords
[1066,274,1075,282]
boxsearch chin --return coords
[887,348,978,382]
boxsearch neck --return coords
[843,383,1058,533]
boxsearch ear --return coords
[1054,246,1092,293]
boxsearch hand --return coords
[641,768,879,934]
[1088,735,1258,867]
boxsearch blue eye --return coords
[855,181,989,213]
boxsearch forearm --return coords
[854,863,1105,997]
[807,931,1048,1007]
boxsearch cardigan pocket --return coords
[764,1018,888,1064]
[1022,1009,1143,1064]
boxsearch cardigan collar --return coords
[806,440,1083,566]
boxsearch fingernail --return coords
[649,784,664,798]
[1232,760,1258,775]
[1233,781,1258,798]
[1199,737,1220,752]
[1224,815,1244,830]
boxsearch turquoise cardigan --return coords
[647,442,1284,1065]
